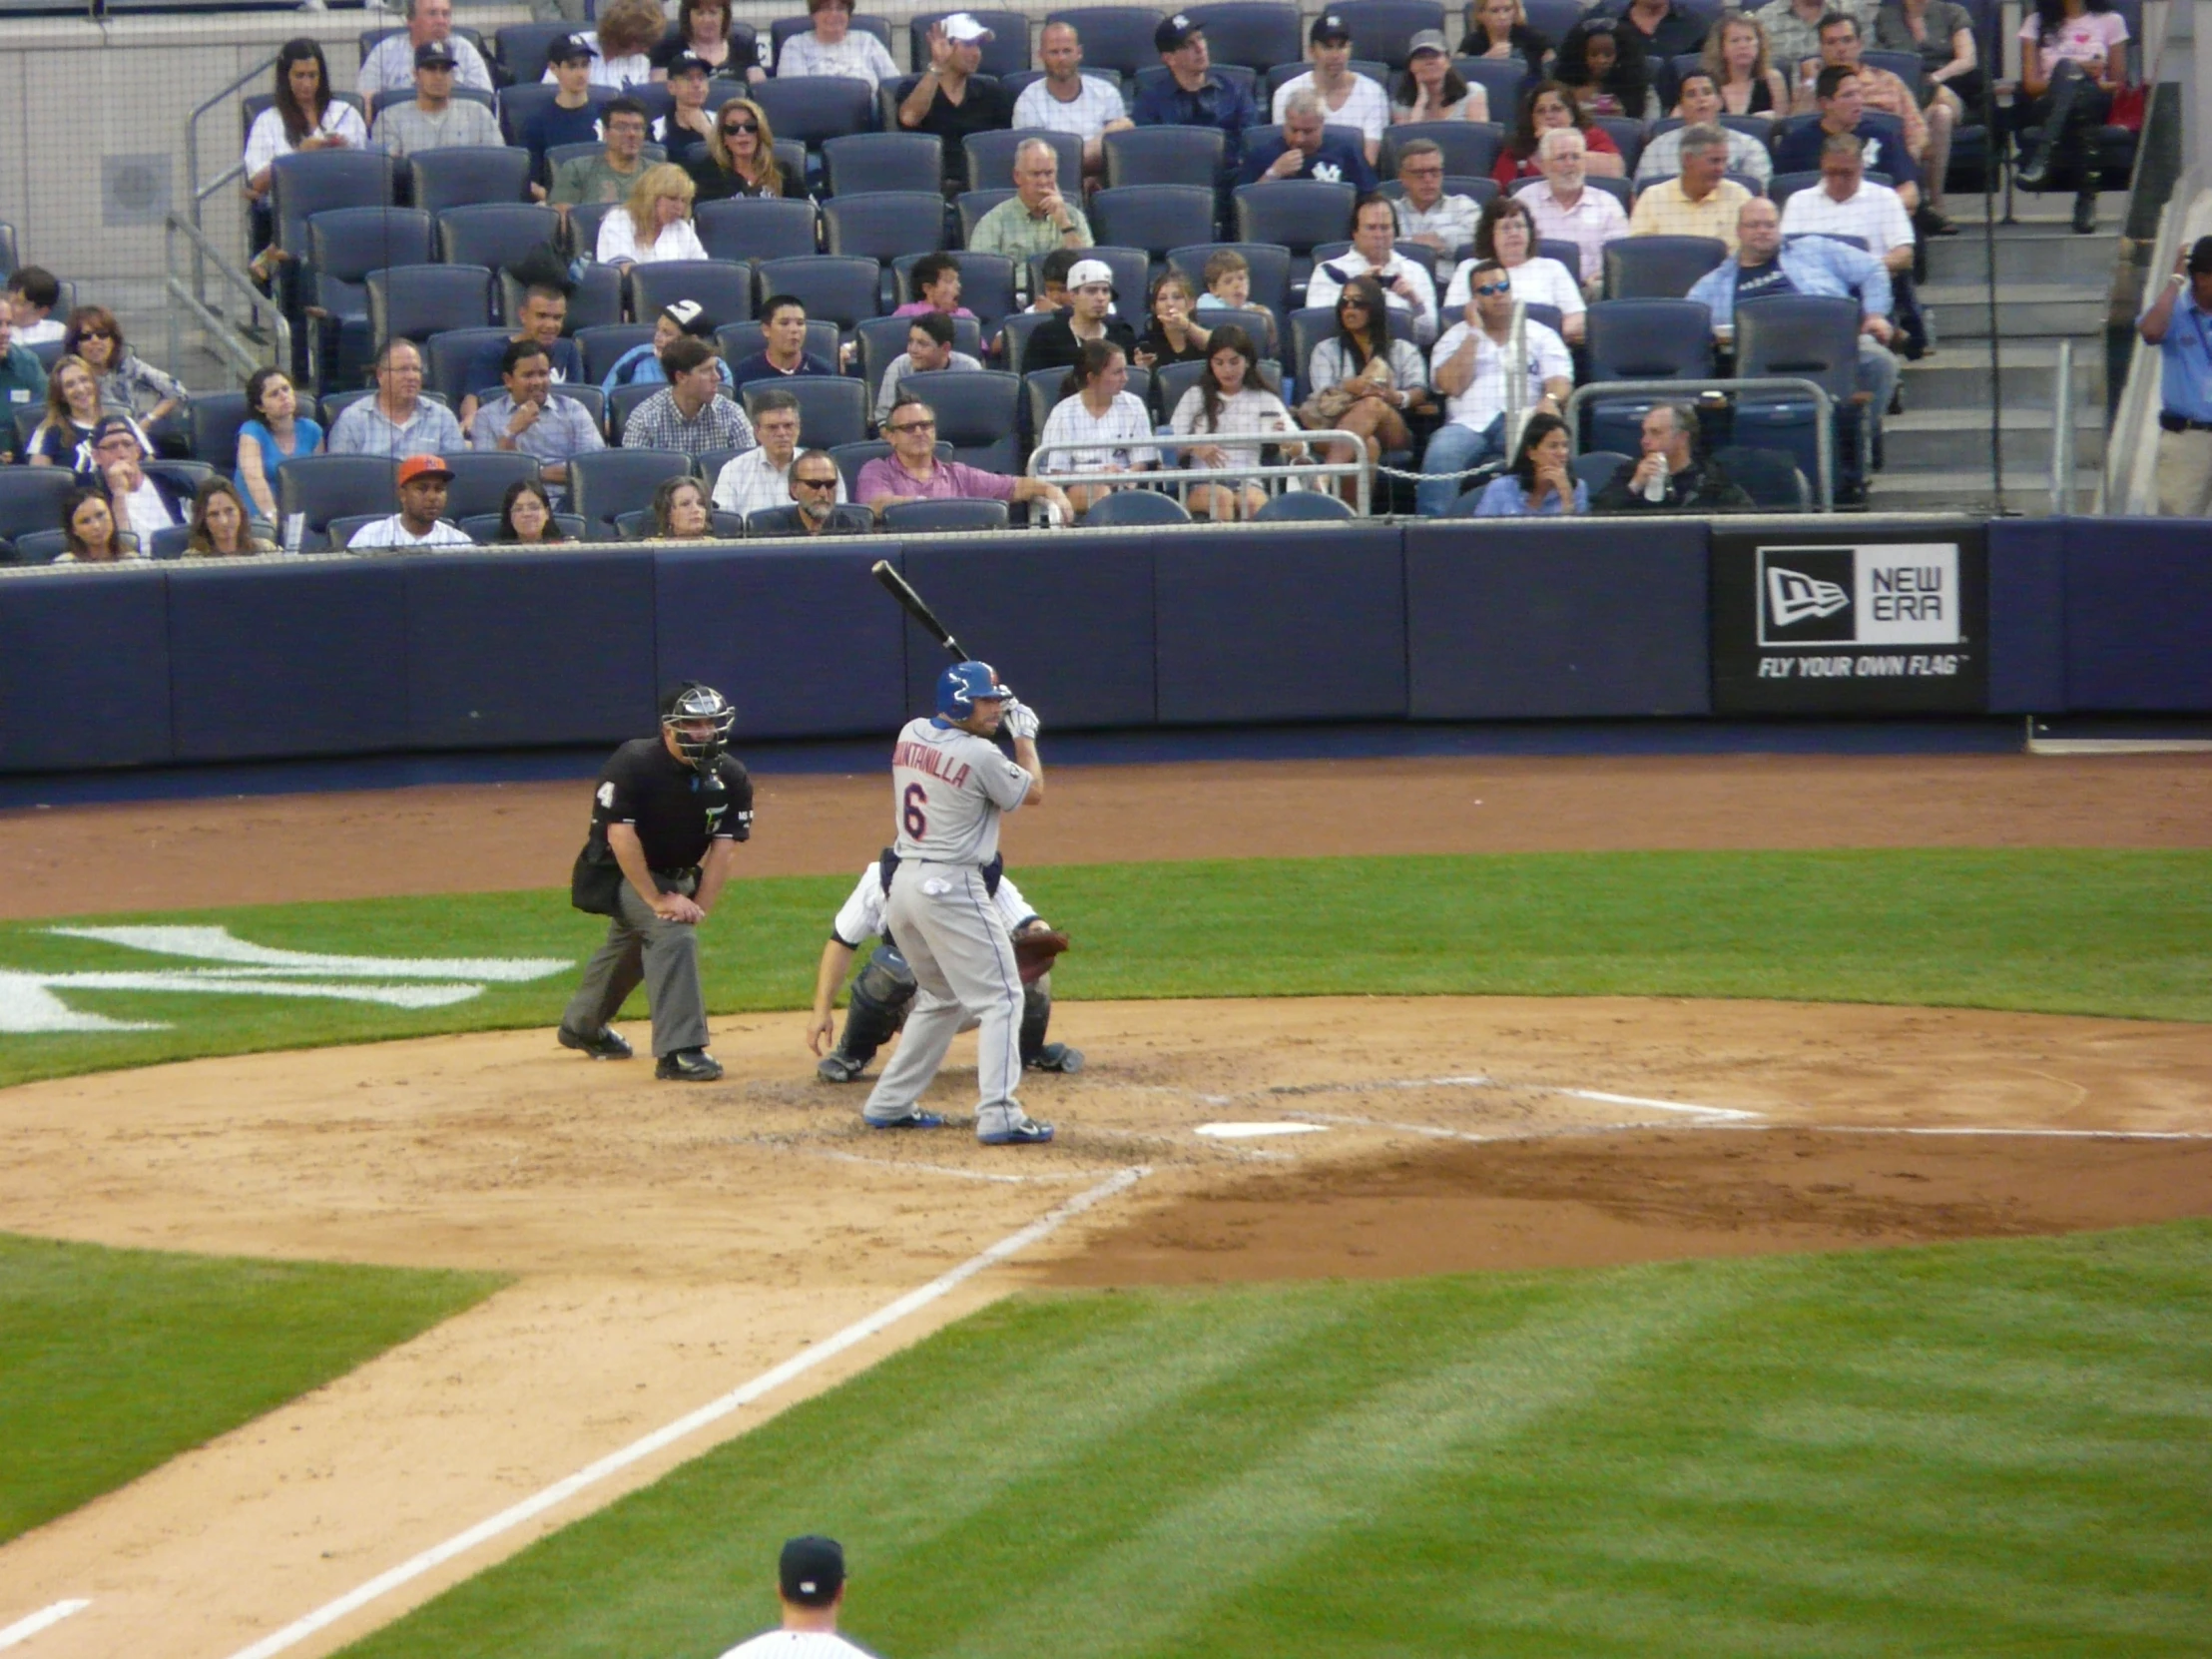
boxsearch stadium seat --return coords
[744,377,871,450]
[1582,298,1717,453]
[323,512,395,551]
[1166,242,1295,320]
[552,261,622,331]
[746,503,878,536]
[956,190,1018,245]
[577,323,656,385]
[564,201,616,262]
[822,195,951,280]
[438,205,565,311]
[277,454,401,542]
[695,198,819,265]
[823,133,947,199]
[408,148,535,217]
[613,506,748,540]
[1044,7,1166,78]
[755,256,883,331]
[628,261,756,329]
[859,314,986,404]
[1184,2,1303,70]
[716,318,843,369]
[1330,0,1444,68]
[1251,489,1355,521]
[1102,126,1229,191]
[1380,121,1504,181]
[423,325,516,405]
[606,381,666,444]
[145,525,194,560]
[891,253,1016,329]
[438,452,542,521]
[882,498,1010,532]
[750,78,878,152]
[1602,236,1729,301]
[301,205,438,389]
[10,528,70,563]
[1451,57,1527,124]
[829,437,952,497]
[271,151,399,260]
[1712,444,1813,510]
[1079,487,1192,526]
[0,468,77,548]
[557,382,607,434]
[965,129,1084,197]
[496,21,585,85]
[1093,187,1219,260]
[908,10,1033,77]
[567,447,696,539]
[899,368,1022,470]
[1234,180,1360,284]
[692,445,751,485]
[995,311,1055,380]
[184,392,254,477]
[1766,171,1823,212]
[367,265,496,345]
[1571,449,1632,496]
[1733,294,1864,502]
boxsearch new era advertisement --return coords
[1711,528,1988,714]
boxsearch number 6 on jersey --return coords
[901,782,928,838]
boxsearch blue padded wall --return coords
[166,560,408,760]
[1404,521,1710,718]
[900,536,1156,729]
[1985,518,2066,713]
[0,570,172,771]
[403,552,658,748]
[1153,528,1406,724]
[2062,518,2212,710]
[654,540,908,739]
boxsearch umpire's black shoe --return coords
[655,1047,724,1082]
[558,1025,633,1061]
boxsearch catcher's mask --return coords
[661,682,735,773]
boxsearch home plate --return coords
[1195,1121,1330,1139]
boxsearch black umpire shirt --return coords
[588,738,754,873]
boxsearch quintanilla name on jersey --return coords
[893,741,972,788]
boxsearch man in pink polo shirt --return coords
[856,395,1074,522]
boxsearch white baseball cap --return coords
[1067,258,1115,291]
[941,12,995,42]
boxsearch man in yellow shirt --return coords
[1627,127,1754,252]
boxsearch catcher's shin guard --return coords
[834,944,916,1069]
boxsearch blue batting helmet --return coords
[936,660,1011,720]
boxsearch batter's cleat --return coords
[977,1114,1055,1146]
[655,1047,724,1082]
[1028,1043,1084,1074]
[864,1110,947,1130]
[558,1025,633,1060]
[817,1051,868,1084]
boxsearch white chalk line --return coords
[0,1601,88,1650]
[1285,1112,2212,1147]
[219,1166,1149,1659]
[1256,1075,1762,1122]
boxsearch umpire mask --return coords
[661,682,736,773]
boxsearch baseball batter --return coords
[809,856,1082,1085]
[558,683,752,1081]
[859,661,1052,1144]
[716,1535,876,1659]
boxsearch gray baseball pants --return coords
[862,860,1025,1137]
[559,873,708,1057]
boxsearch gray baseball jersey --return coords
[888,717,1029,865]
[833,863,1035,947]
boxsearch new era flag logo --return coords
[1766,566,1851,627]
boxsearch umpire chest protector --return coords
[572,738,754,914]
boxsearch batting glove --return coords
[1002,698,1041,741]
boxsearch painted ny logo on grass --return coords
[0,926,571,1034]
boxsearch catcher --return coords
[808,851,1082,1085]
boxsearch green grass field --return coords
[0,1234,503,1544]
[331,1223,2212,1659]
[2,849,2207,1089]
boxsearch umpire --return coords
[558,683,753,1081]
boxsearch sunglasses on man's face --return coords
[1473,280,1511,296]
[794,474,838,489]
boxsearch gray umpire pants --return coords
[559,872,708,1058]
[862,860,1025,1136]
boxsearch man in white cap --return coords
[1021,258,1140,376]
[716,1536,875,1659]
[896,12,1012,191]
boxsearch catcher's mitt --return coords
[1012,926,1071,984]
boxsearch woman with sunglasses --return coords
[63,306,188,431]
[690,98,786,201]
[1442,196,1587,344]
[1469,411,1586,516]
[1298,276,1431,501]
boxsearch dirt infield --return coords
[0,751,2207,1659]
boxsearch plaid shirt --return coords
[1392,192,1483,256]
[1012,74,1128,139]
[620,389,756,455]
[1628,179,1755,252]
[711,446,847,516]
[1516,181,1630,284]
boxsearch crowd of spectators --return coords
[0,0,2143,557]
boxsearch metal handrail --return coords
[185,53,281,318]
[1027,429,1373,517]
[1562,375,1839,510]
[165,215,291,386]
[2049,337,2076,516]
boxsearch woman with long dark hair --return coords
[1554,16,1653,121]
[496,478,571,543]
[244,39,366,218]
[1470,411,1586,515]
[1168,325,1307,521]
[1037,340,1157,512]
[649,475,720,540]
[1493,81,1625,184]
[55,487,143,563]
[186,478,276,556]
[1390,33,1489,124]
[2015,0,2128,232]
[691,97,786,201]
[235,367,322,522]
[64,306,187,430]
[1298,276,1430,497]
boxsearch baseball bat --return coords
[870,560,967,661]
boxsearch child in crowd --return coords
[1196,250,1251,311]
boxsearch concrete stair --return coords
[1872,198,2117,516]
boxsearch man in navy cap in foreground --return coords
[716,1535,879,1657]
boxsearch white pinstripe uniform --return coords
[719,1630,880,1658]
[861,716,1039,1139]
